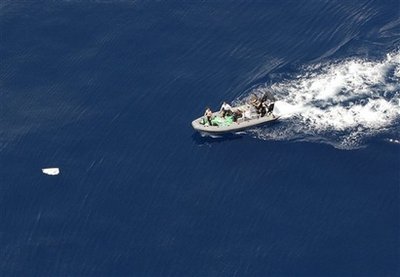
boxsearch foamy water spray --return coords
[238,51,400,149]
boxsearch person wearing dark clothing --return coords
[267,102,275,114]
[204,107,214,125]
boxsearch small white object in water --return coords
[42,168,60,176]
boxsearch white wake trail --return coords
[240,51,400,149]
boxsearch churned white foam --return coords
[241,51,400,149]
[387,138,400,144]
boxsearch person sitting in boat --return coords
[203,107,214,126]
[261,97,275,115]
[259,101,267,117]
[250,95,263,115]
[235,104,252,122]
[232,109,243,122]
[266,101,275,115]
[258,95,270,117]
[261,91,275,115]
[219,101,233,117]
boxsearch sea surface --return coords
[1,1,399,276]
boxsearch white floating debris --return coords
[42,168,60,176]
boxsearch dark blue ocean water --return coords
[1,1,400,276]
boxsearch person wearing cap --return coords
[260,91,275,115]
[204,107,214,126]
[249,95,263,115]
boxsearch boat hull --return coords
[191,112,279,135]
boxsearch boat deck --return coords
[191,106,278,134]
